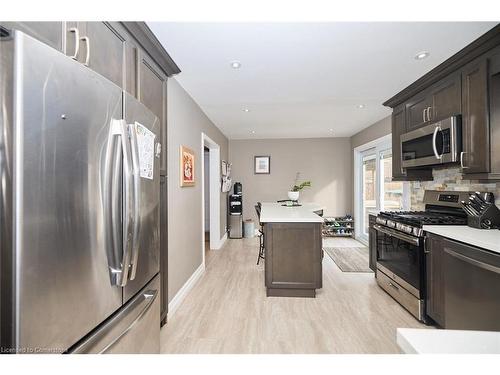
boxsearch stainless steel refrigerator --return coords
[0,30,161,353]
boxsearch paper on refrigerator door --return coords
[135,122,156,180]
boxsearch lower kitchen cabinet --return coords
[426,233,500,330]
[442,238,500,331]
[425,234,445,326]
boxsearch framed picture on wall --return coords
[180,145,195,187]
[254,155,271,174]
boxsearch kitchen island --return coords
[260,203,324,298]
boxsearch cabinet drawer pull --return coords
[388,281,399,291]
[460,151,468,169]
[69,27,80,60]
[80,36,90,66]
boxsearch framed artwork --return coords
[180,146,195,187]
[254,155,271,174]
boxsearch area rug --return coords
[323,246,373,273]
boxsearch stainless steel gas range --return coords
[374,190,471,322]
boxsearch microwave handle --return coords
[432,125,442,160]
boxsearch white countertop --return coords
[423,225,500,254]
[259,202,324,223]
[397,328,500,354]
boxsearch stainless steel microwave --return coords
[400,115,461,168]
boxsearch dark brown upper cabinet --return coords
[137,51,168,174]
[385,24,500,181]
[81,22,126,88]
[461,57,490,175]
[406,74,461,132]
[405,89,434,131]
[0,22,64,52]
[431,74,462,122]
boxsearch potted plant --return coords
[288,172,311,201]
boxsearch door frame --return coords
[201,133,222,266]
[354,134,410,243]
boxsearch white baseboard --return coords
[217,232,228,249]
[167,262,205,319]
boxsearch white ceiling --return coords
[148,22,497,139]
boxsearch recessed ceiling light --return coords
[243,108,250,112]
[357,104,365,109]
[251,130,256,134]
[230,60,241,69]
[415,51,430,60]
[329,128,334,132]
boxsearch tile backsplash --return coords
[410,166,500,210]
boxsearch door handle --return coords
[427,106,433,122]
[68,27,80,60]
[128,123,141,281]
[422,108,427,123]
[460,151,468,169]
[80,36,90,66]
[432,125,442,160]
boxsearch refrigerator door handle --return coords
[128,123,141,280]
[103,121,121,285]
[118,119,135,286]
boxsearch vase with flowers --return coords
[288,172,311,202]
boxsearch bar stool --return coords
[255,202,265,265]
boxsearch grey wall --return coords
[351,115,391,150]
[167,78,228,302]
[229,138,353,222]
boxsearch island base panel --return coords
[266,288,316,298]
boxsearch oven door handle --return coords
[373,224,420,246]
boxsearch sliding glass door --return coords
[356,139,408,243]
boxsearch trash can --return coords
[243,219,255,238]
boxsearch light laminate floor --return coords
[160,237,428,354]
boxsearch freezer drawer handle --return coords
[69,288,158,353]
[128,123,142,280]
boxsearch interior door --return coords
[123,92,161,302]
[14,32,123,352]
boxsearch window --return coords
[354,135,409,243]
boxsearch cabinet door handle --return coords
[460,151,468,169]
[69,27,80,60]
[428,106,433,122]
[423,108,427,123]
[80,36,90,66]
